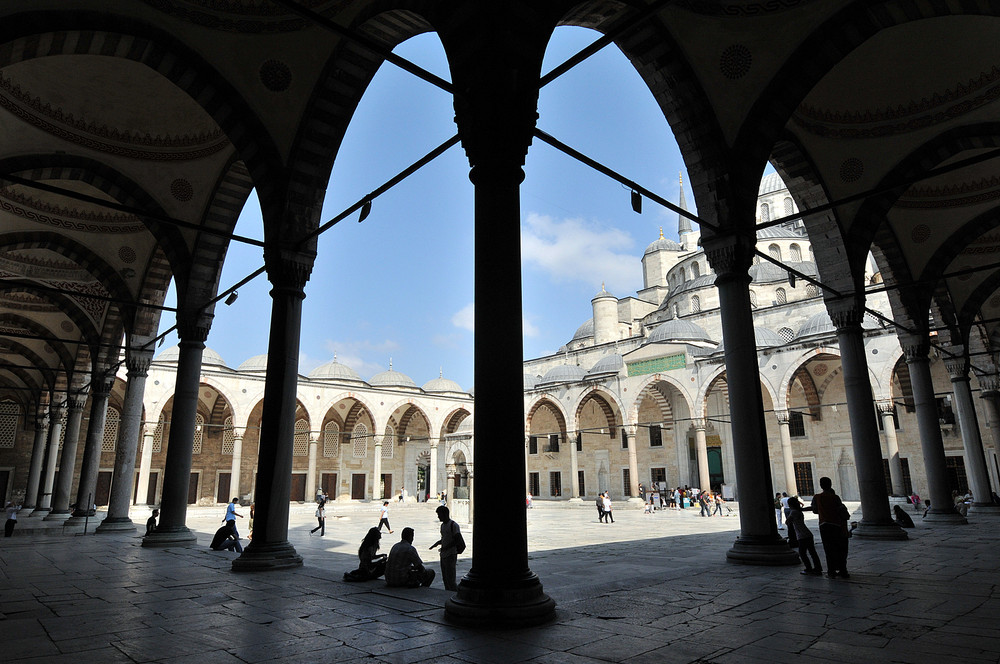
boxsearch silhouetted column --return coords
[569,429,580,500]
[99,343,153,533]
[22,405,49,511]
[877,400,906,496]
[230,428,244,502]
[143,318,210,546]
[981,382,1000,489]
[136,428,154,505]
[902,335,966,524]
[703,231,798,565]
[231,236,314,571]
[32,402,64,516]
[693,419,711,493]
[830,299,906,539]
[45,395,87,520]
[774,411,798,496]
[945,357,1000,514]
[66,374,113,525]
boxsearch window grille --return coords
[622,469,632,497]
[761,203,770,221]
[192,414,204,454]
[805,284,819,297]
[776,288,787,305]
[692,262,700,278]
[153,414,164,453]
[784,197,794,216]
[790,243,802,262]
[779,327,794,343]
[222,416,234,455]
[749,290,758,308]
[549,471,562,497]
[577,470,586,496]
[794,462,814,495]
[102,408,120,452]
[323,422,340,458]
[528,436,538,454]
[293,418,309,456]
[789,411,806,437]
[649,424,663,447]
[0,401,20,448]
[691,295,701,313]
[353,423,368,458]
[382,426,394,459]
[528,472,540,497]
[768,244,781,260]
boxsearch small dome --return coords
[592,284,616,301]
[588,354,624,375]
[758,172,788,196]
[524,374,541,389]
[154,345,227,368]
[666,274,716,300]
[645,319,714,345]
[644,229,682,256]
[238,354,268,372]
[456,417,473,435]
[756,223,808,240]
[796,312,836,339]
[423,371,465,394]
[571,318,594,341]
[310,355,362,381]
[716,327,785,352]
[369,361,416,388]
[539,364,587,385]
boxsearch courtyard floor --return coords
[1,500,998,663]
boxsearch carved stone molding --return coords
[944,355,969,381]
[125,346,155,377]
[827,297,863,331]
[774,410,790,425]
[176,310,213,343]
[875,400,896,415]
[702,232,755,281]
[899,334,929,362]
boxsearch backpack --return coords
[452,521,467,555]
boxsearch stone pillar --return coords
[945,357,1000,514]
[902,335,966,524]
[702,231,799,565]
[693,419,712,493]
[231,234,314,571]
[22,405,49,510]
[231,429,244,502]
[625,425,641,503]
[45,395,87,520]
[830,299,906,539]
[32,403,65,516]
[306,434,318,501]
[429,439,439,501]
[980,382,1000,492]
[99,343,153,533]
[373,436,383,500]
[569,429,580,500]
[877,400,906,496]
[774,411,798,496]
[136,428,154,505]
[66,374,113,525]
[143,317,211,546]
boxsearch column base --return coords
[96,517,136,534]
[231,540,303,571]
[567,497,583,503]
[853,521,909,540]
[142,526,198,547]
[922,509,968,524]
[63,515,95,527]
[445,571,556,628]
[967,504,1000,515]
[626,498,646,507]
[726,536,801,565]
[28,507,51,517]
[42,510,72,522]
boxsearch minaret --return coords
[592,282,618,345]
[677,172,699,251]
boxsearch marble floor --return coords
[1,500,997,663]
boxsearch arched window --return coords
[192,413,204,454]
[102,408,120,452]
[323,422,340,458]
[784,197,794,216]
[692,262,700,278]
[0,400,21,448]
[353,423,369,458]
[805,285,819,297]
[382,425,394,459]
[691,295,701,313]
[153,413,166,453]
[680,267,687,282]
[760,202,770,221]
[779,327,794,343]
[789,243,802,262]
[749,290,758,308]
[776,288,787,305]
[293,418,309,456]
[768,244,781,261]
[222,416,234,455]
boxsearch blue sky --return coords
[157,27,696,390]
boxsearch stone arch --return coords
[0,311,79,374]
[526,396,570,434]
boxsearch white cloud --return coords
[522,315,540,338]
[521,213,637,293]
[320,338,400,379]
[452,303,475,331]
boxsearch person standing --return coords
[5,500,21,537]
[638,483,646,504]
[311,501,326,536]
[430,505,462,591]
[810,476,850,579]
[775,492,784,529]
[595,494,604,522]
[786,497,822,576]
[378,500,393,533]
[225,497,244,539]
[602,492,614,523]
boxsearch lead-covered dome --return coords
[369,361,417,388]
[423,371,465,394]
[539,363,587,385]
[644,229,682,255]
[238,354,268,372]
[645,318,714,344]
[524,373,541,389]
[796,312,835,339]
[588,353,624,375]
[155,345,227,368]
[571,318,594,341]
[310,355,362,381]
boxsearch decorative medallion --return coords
[60,321,73,333]
[260,60,292,92]
[957,265,973,282]
[813,363,828,376]
[118,246,137,264]
[911,224,931,243]
[170,178,194,202]
[839,158,863,183]
[719,45,752,80]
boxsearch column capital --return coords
[125,341,155,377]
[944,355,970,381]
[899,333,929,362]
[264,202,319,291]
[980,374,1000,397]
[67,394,88,413]
[826,296,864,332]
[774,410,790,425]
[875,399,897,414]
[701,232,755,283]
[690,418,707,431]
[91,368,115,397]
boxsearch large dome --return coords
[237,354,268,372]
[423,372,465,394]
[758,172,788,196]
[750,260,817,284]
[310,356,362,381]
[645,318,714,344]
[369,362,416,388]
[154,345,227,368]
[571,318,594,341]
[539,363,587,385]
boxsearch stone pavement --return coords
[2,501,998,663]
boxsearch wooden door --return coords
[381,474,391,501]
[321,473,337,498]
[351,473,366,500]
[290,473,306,502]
[0,470,9,504]
[187,473,199,504]
[216,473,231,504]
[146,472,158,505]
[95,471,113,506]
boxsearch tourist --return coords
[430,505,463,591]
[209,521,243,552]
[595,494,604,522]
[712,493,724,516]
[775,492,784,529]
[224,497,243,539]
[145,508,158,536]
[602,492,614,523]
[5,500,21,537]
[526,492,533,509]
[786,497,822,576]
[810,477,850,579]
[385,528,434,588]
[344,527,387,581]
[378,500,393,533]
[311,500,326,536]
[893,504,915,528]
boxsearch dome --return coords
[524,373,541,389]
[237,354,268,372]
[716,327,785,352]
[644,231,682,256]
[456,417,473,435]
[310,355,362,381]
[796,312,836,339]
[592,285,616,301]
[758,172,788,196]
[539,363,587,385]
[588,353,624,375]
[423,371,465,394]
[645,318,714,345]
[369,361,416,388]
[667,274,716,299]
[756,223,808,240]
[571,318,594,341]
[154,345,227,368]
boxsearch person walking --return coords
[224,497,244,539]
[378,500,393,533]
[595,494,605,522]
[699,491,711,517]
[5,500,21,537]
[786,497,822,576]
[775,492,784,529]
[311,501,326,536]
[430,505,463,591]
[810,476,850,579]
[712,493,724,516]
[602,492,614,523]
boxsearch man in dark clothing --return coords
[385,528,434,588]
[810,476,849,578]
[595,495,604,522]
[145,508,158,536]
[209,521,243,553]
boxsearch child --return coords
[785,496,822,576]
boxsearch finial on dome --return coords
[601,281,606,292]
[658,227,664,239]
[333,352,337,362]
[679,172,683,186]
[439,367,443,378]
[389,357,393,371]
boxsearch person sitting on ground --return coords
[145,508,159,536]
[209,520,243,553]
[385,527,435,588]
[893,504,915,528]
[922,498,931,518]
[344,527,388,581]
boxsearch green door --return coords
[707,447,724,490]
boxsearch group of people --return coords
[344,505,463,591]
[595,492,614,523]
[782,477,853,579]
